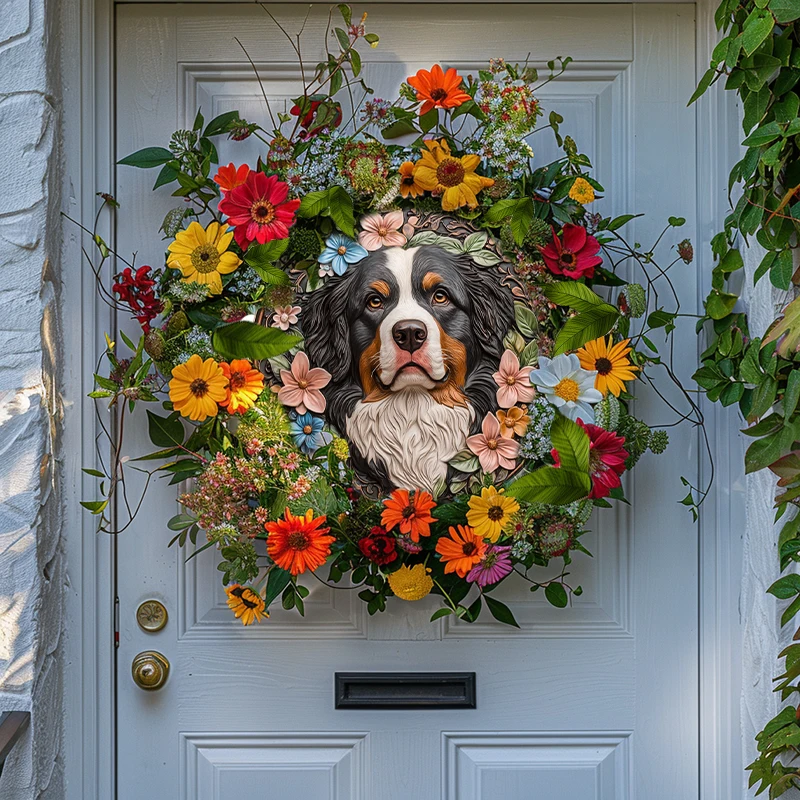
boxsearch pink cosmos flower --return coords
[493,349,535,408]
[277,351,331,415]
[272,305,301,331]
[466,545,513,587]
[467,413,520,473]
[358,211,406,251]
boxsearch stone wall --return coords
[0,0,64,797]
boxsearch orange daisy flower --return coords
[398,161,425,199]
[496,407,531,438]
[435,525,487,578]
[380,489,437,542]
[213,162,250,193]
[265,508,334,576]
[220,358,264,414]
[407,65,471,116]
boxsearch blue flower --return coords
[318,233,368,276]
[289,412,332,455]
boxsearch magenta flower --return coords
[467,545,513,587]
[358,211,406,251]
[277,351,331,415]
[466,412,520,473]
[493,349,534,409]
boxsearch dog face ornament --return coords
[301,243,516,494]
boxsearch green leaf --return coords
[483,595,520,627]
[742,10,775,57]
[549,415,590,473]
[250,263,290,286]
[382,118,419,139]
[430,607,454,622]
[605,214,637,231]
[507,464,591,505]
[245,238,290,267]
[297,189,330,219]
[785,370,800,416]
[514,303,539,339]
[264,567,292,608]
[82,468,106,478]
[146,410,185,449]
[541,281,606,312]
[153,163,179,189]
[770,248,794,290]
[553,306,620,355]
[80,499,108,515]
[510,198,534,246]
[544,582,569,608]
[688,67,717,105]
[771,0,800,23]
[212,322,302,360]
[484,198,521,225]
[203,110,241,137]
[742,120,782,147]
[118,147,174,169]
[768,573,800,599]
[327,185,356,237]
[706,289,739,320]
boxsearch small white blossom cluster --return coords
[226,266,262,296]
[300,136,349,193]
[177,326,214,363]
[165,279,211,304]
[519,397,556,461]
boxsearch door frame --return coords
[60,2,745,798]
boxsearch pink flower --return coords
[577,420,629,499]
[493,349,535,408]
[466,545,513,587]
[272,305,301,331]
[277,351,331,415]
[358,211,407,251]
[467,413,520,473]
[402,214,419,240]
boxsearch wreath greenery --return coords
[77,5,701,629]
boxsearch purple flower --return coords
[466,545,513,587]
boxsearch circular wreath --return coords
[84,7,697,628]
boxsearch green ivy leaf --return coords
[203,110,241,137]
[483,595,520,628]
[146,410,185,449]
[118,147,174,169]
[770,0,800,23]
[327,185,356,237]
[742,9,776,56]
[544,582,569,608]
[264,567,293,608]
[212,322,302,360]
[763,295,800,357]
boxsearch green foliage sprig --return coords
[692,0,800,794]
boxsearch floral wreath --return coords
[80,5,701,627]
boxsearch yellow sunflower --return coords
[387,564,434,601]
[413,139,494,212]
[466,486,519,542]
[166,221,241,295]
[225,584,267,625]
[576,336,639,397]
[169,354,228,421]
[568,177,595,204]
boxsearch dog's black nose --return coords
[392,320,427,353]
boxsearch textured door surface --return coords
[115,4,699,798]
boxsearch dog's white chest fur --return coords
[346,390,472,492]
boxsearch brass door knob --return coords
[131,650,170,690]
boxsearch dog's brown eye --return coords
[366,295,384,310]
[432,288,449,305]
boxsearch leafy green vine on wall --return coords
[692,0,800,793]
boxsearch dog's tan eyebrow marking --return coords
[421,271,443,291]
[370,280,391,297]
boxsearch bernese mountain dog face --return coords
[302,245,515,493]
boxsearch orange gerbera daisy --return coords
[435,525,487,578]
[380,489,437,543]
[408,65,471,116]
[214,162,250,193]
[220,359,264,414]
[265,508,334,576]
[398,161,425,199]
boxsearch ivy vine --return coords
[692,0,800,794]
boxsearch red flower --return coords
[290,96,343,140]
[358,526,398,566]
[218,172,300,250]
[539,224,603,280]
[213,163,250,194]
[577,420,629,499]
[112,265,163,333]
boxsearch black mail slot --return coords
[334,672,476,709]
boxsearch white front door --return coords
[114,4,699,798]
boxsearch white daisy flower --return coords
[529,353,602,423]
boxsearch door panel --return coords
[115,5,698,798]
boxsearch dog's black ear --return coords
[300,272,354,383]
[458,255,516,359]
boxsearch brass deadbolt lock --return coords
[136,599,168,632]
[131,650,170,691]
